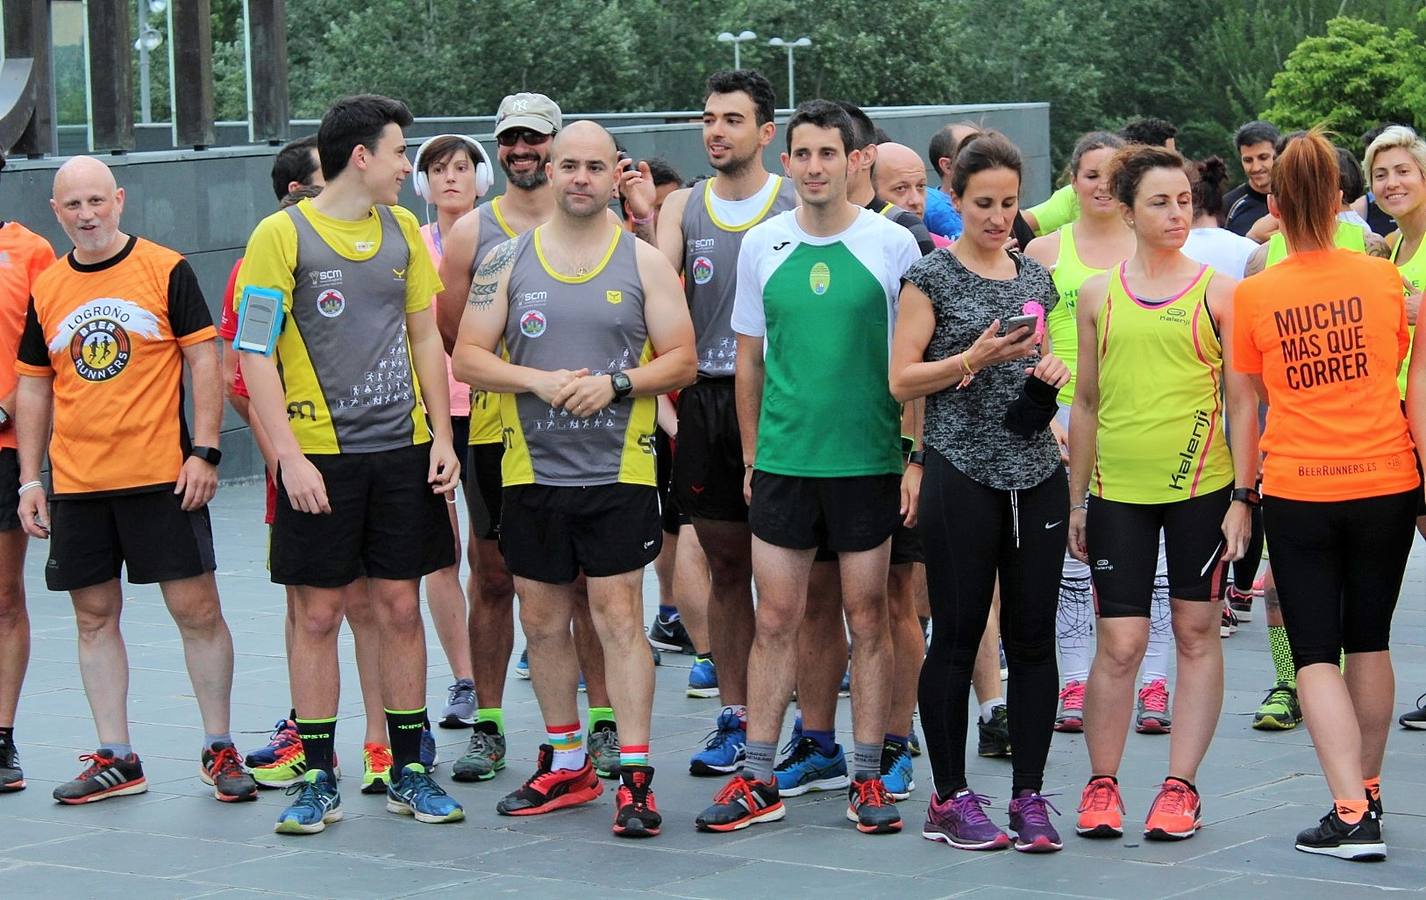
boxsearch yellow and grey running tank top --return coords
[1391,235,1423,399]
[466,198,523,445]
[1092,263,1233,503]
[682,176,798,377]
[1046,224,1105,406]
[500,225,656,488]
[1264,219,1366,267]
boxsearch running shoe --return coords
[694,769,784,832]
[1398,692,1426,729]
[1296,805,1386,861]
[1075,776,1124,838]
[0,734,23,792]
[879,740,915,800]
[908,727,922,757]
[578,672,586,693]
[439,678,476,729]
[274,769,341,835]
[774,736,850,797]
[839,667,851,697]
[1226,584,1254,622]
[847,776,902,834]
[612,764,661,837]
[1253,682,1302,731]
[496,744,602,816]
[452,722,506,782]
[53,750,147,804]
[251,733,309,788]
[1135,678,1172,734]
[245,718,299,768]
[1055,680,1085,733]
[647,614,694,654]
[1252,574,1266,596]
[687,656,719,699]
[362,743,393,794]
[386,763,464,824]
[1220,602,1239,638]
[921,788,1010,850]
[514,648,530,679]
[589,720,620,779]
[977,705,1011,758]
[1144,779,1201,840]
[1008,791,1063,852]
[689,708,746,776]
[200,742,258,802]
[420,727,438,771]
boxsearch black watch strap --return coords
[190,445,222,466]
[1231,487,1261,507]
[907,449,926,466]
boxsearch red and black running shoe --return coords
[201,741,259,802]
[695,769,785,832]
[613,764,662,837]
[53,750,148,804]
[496,744,602,816]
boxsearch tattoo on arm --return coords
[468,238,519,309]
[476,238,519,277]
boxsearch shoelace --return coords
[1262,684,1296,707]
[1078,780,1123,814]
[701,714,742,750]
[713,774,766,808]
[0,740,18,767]
[1414,692,1425,711]
[948,791,997,825]
[366,745,393,773]
[1058,682,1084,706]
[776,737,821,771]
[1153,782,1194,816]
[1138,679,1169,713]
[854,779,893,808]
[467,731,498,756]
[447,681,474,705]
[398,770,449,805]
[264,719,298,748]
[209,745,246,779]
[1013,792,1061,825]
[283,778,328,813]
[74,752,113,780]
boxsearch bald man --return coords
[873,142,930,219]
[453,120,696,836]
[14,156,256,805]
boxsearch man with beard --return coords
[651,71,798,779]
[436,94,622,785]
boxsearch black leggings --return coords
[1262,489,1417,669]
[917,451,1066,796]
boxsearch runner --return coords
[924,121,979,240]
[890,131,1068,853]
[14,156,256,805]
[1234,128,1418,861]
[236,94,464,832]
[0,151,57,793]
[1224,120,1279,238]
[1183,157,1259,279]
[452,120,696,837]
[1067,144,1256,843]
[1355,123,1402,237]
[694,100,918,836]
[654,70,797,778]
[435,94,622,784]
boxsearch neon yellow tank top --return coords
[1391,234,1424,399]
[1092,263,1234,503]
[1264,219,1366,267]
[1046,224,1105,405]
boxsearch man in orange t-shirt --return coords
[13,156,256,806]
[0,149,58,793]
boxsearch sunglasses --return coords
[497,129,552,147]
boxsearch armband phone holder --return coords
[234,285,285,356]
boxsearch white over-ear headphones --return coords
[412,134,493,203]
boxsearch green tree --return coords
[1262,15,1426,152]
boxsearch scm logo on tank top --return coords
[1273,296,1370,389]
[46,298,163,383]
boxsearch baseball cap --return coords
[494,93,562,137]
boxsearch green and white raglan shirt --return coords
[731,207,920,478]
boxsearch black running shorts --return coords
[464,441,504,541]
[271,444,455,587]
[750,471,901,553]
[0,448,19,532]
[673,379,747,522]
[46,488,216,591]
[501,482,661,584]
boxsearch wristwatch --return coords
[906,450,926,466]
[1230,486,1261,507]
[610,371,634,402]
[189,446,223,466]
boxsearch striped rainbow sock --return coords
[547,722,586,770]
[619,743,649,769]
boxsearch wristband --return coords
[960,352,974,377]
[631,211,655,227]
[1071,502,1088,512]
[18,480,44,496]
[907,450,926,466]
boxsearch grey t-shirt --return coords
[904,248,1063,491]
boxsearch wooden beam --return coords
[172,0,215,148]
[1,0,54,156]
[245,0,289,144]
[87,0,134,153]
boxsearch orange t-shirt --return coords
[15,236,216,496]
[0,222,58,450]
[1233,248,1419,501]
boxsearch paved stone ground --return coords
[2,481,1424,899]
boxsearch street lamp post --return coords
[716,30,757,69]
[768,37,812,109]
[134,0,168,124]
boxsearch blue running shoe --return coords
[775,736,849,797]
[687,656,718,698]
[880,740,915,800]
[689,708,746,777]
[908,728,922,758]
[386,764,464,824]
[274,769,342,835]
[515,649,530,679]
[420,727,438,771]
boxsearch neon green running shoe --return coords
[1252,682,1301,731]
[362,743,393,794]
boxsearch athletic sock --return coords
[744,740,777,783]
[619,743,649,768]
[804,728,837,756]
[547,722,586,770]
[1364,776,1381,803]
[385,707,427,774]
[99,741,134,759]
[587,706,616,732]
[475,708,505,734]
[203,732,234,751]
[851,741,881,782]
[883,732,908,751]
[1268,626,1296,687]
[1165,775,1197,794]
[1335,797,1368,825]
[695,650,712,660]
[980,699,1004,723]
[288,708,297,722]
[295,717,337,776]
[657,605,679,621]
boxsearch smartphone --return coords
[1001,314,1039,336]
